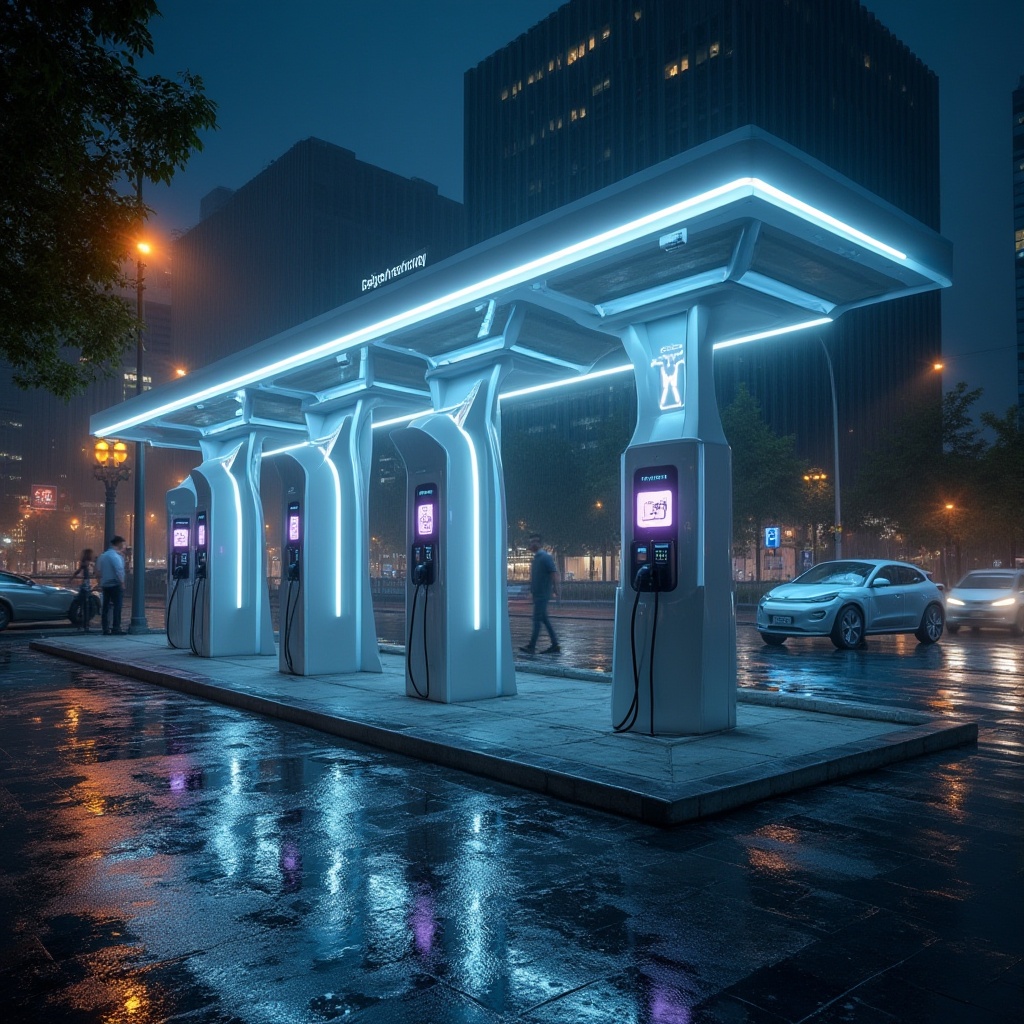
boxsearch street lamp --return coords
[803,470,829,566]
[819,339,842,559]
[942,502,961,585]
[130,234,150,632]
[93,439,130,544]
[70,516,79,564]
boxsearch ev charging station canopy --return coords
[92,127,951,728]
[93,127,950,448]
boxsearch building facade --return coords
[464,0,943,486]
[172,138,466,371]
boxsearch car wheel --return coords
[759,632,787,646]
[830,604,864,650]
[68,597,83,626]
[945,623,960,634]
[915,602,944,644]
[0,602,10,631]
[1012,609,1024,638]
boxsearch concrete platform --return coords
[31,633,977,826]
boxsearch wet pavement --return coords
[0,627,1021,1023]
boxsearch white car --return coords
[757,559,945,650]
[0,570,99,631]
[945,569,1024,636]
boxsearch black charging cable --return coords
[282,577,300,674]
[166,577,182,648]
[189,575,206,656]
[649,589,660,736]
[406,577,430,700]
[614,566,651,732]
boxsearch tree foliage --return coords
[850,382,1023,565]
[0,0,217,398]
[720,384,803,565]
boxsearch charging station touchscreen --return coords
[411,483,438,586]
[195,511,208,578]
[631,466,678,592]
[171,518,191,579]
[286,501,301,581]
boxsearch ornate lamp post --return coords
[93,439,130,545]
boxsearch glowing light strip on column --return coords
[324,453,343,617]
[454,422,482,630]
[222,461,244,609]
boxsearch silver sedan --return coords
[945,569,1024,636]
[756,559,945,649]
[0,570,98,631]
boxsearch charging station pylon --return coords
[188,435,276,658]
[392,359,516,703]
[611,304,736,735]
[165,480,197,650]
[276,400,383,675]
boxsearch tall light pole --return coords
[130,228,150,633]
[70,516,79,564]
[93,439,130,544]
[820,338,842,559]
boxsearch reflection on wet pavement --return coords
[0,629,1020,1023]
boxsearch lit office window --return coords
[710,41,720,57]
[602,26,611,40]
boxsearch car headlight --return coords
[946,596,965,606]
[992,597,1016,607]
[785,592,839,604]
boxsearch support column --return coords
[391,358,516,702]
[189,433,275,658]
[611,305,736,734]
[276,398,383,675]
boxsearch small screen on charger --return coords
[417,503,434,537]
[288,515,300,543]
[172,527,189,549]
[636,488,673,529]
[197,523,206,548]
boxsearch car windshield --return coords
[956,574,1013,590]
[792,561,873,586]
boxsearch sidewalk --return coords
[32,632,976,826]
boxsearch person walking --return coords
[95,536,126,635]
[69,548,95,632]
[520,532,561,655]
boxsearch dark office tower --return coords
[1014,75,1024,425]
[173,138,466,371]
[465,0,942,482]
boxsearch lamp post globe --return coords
[93,439,130,548]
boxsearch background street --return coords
[0,619,1019,1023]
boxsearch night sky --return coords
[142,0,1023,416]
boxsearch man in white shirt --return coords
[95,536,126,635]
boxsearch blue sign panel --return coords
[764,526,780,549]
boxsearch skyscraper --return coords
[1013,74,1024,424]
[173,138,466,372]
[465,0,942,482]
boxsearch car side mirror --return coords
[871,577,891,588]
